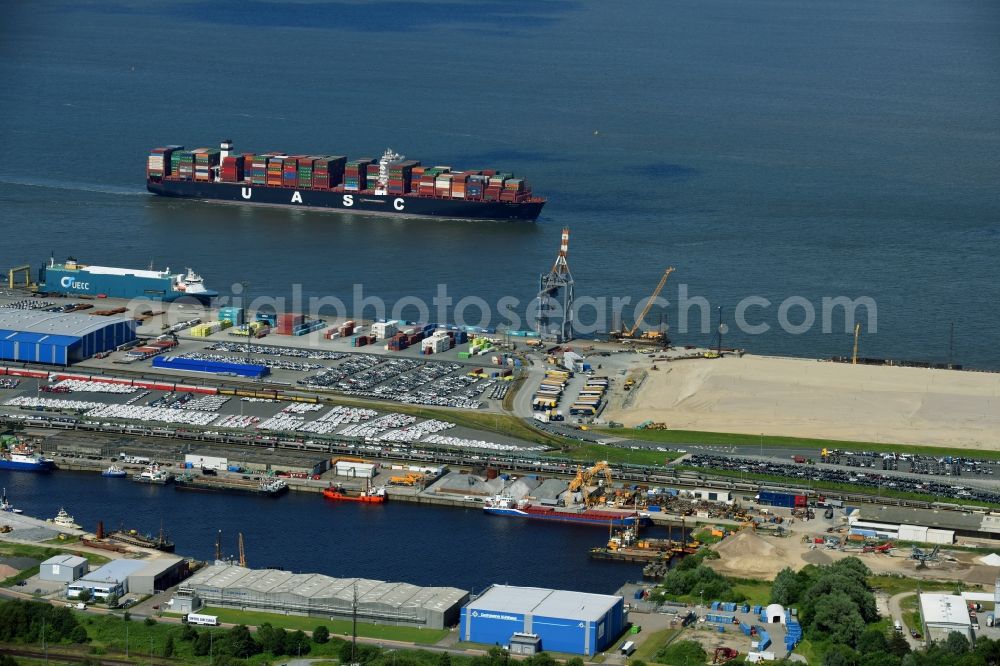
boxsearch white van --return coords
[620,641,636,656]
[894,621,903,632]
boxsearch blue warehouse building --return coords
[460,585,626,656]
[0,310,136,365]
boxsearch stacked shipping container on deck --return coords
[194,148,220,182]
[387,160,419,194]
[344,158,375,192]
[172,151,195,180]
[312,156,345,189]
[220,155,244,183]
[146,145,182,179]
[152,141,537,203]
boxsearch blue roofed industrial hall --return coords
[460,585,626,656]
[0,310,136,365]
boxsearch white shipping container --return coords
[185,454,228,471]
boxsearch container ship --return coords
[0,444,54,472]
[175,475,289,498]
[146,140,545,222]
[483,496,647,527]
[39,257,216,304]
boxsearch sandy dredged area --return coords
[707,529,1000,586]
[603,355,1000,449]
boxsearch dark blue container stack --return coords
[785,615,802,651]
[756,628,771,651]
[152,355,269,379]
[759,491,796,508]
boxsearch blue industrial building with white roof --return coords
[460,585,626,656]
[0,310,135,365]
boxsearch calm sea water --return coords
[1,1,999,366]
[0,470,646,594]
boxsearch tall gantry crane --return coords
[535,228,575,342]
[238,532,247,568]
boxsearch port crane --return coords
[534,228,575,342]
[568,461,613,493]
[613,267,675,344]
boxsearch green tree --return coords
[438,652,452,666]
[225,624,261,658]
[832,557,871,581]
[566,658,585,666]
[69,625,89,643]
[811,591,866,647]
[859,652,901,666]
[286,630,311,656]
[631,661,647,666]
[822,644,859,666]
[104,593,119,609]
[857,628,890,655]
[256,623,287,656]
[193,631,212,657]
[76,589,92,603]
[886,632,911,657]
[942,632,970,656]
[163,635,175,658]
[655,640,707,666]
[180,623,198,641]
[771,567,801,605]
[313,625,330,644]
[0,657,17,666]
[143,617,156,627]
[525,653,554,666]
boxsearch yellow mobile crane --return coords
[613,267,675,344]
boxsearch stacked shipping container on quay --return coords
[147,140,545,221]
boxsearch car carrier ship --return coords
[39,257,217,304]
[146,140,545,221]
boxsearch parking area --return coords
[0,379,541,453]
[684,454,1000,504]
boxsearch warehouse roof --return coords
[0,309,132,338]
[134,557,183,577]
[183,564,467,611]
[920,594,972,626]
[42,555,89,568]
[81,559,147,583]
[857,506,985,531]
[468,585,621,623]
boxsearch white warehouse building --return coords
[920,594,973,645]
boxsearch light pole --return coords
[241,281,251,365]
